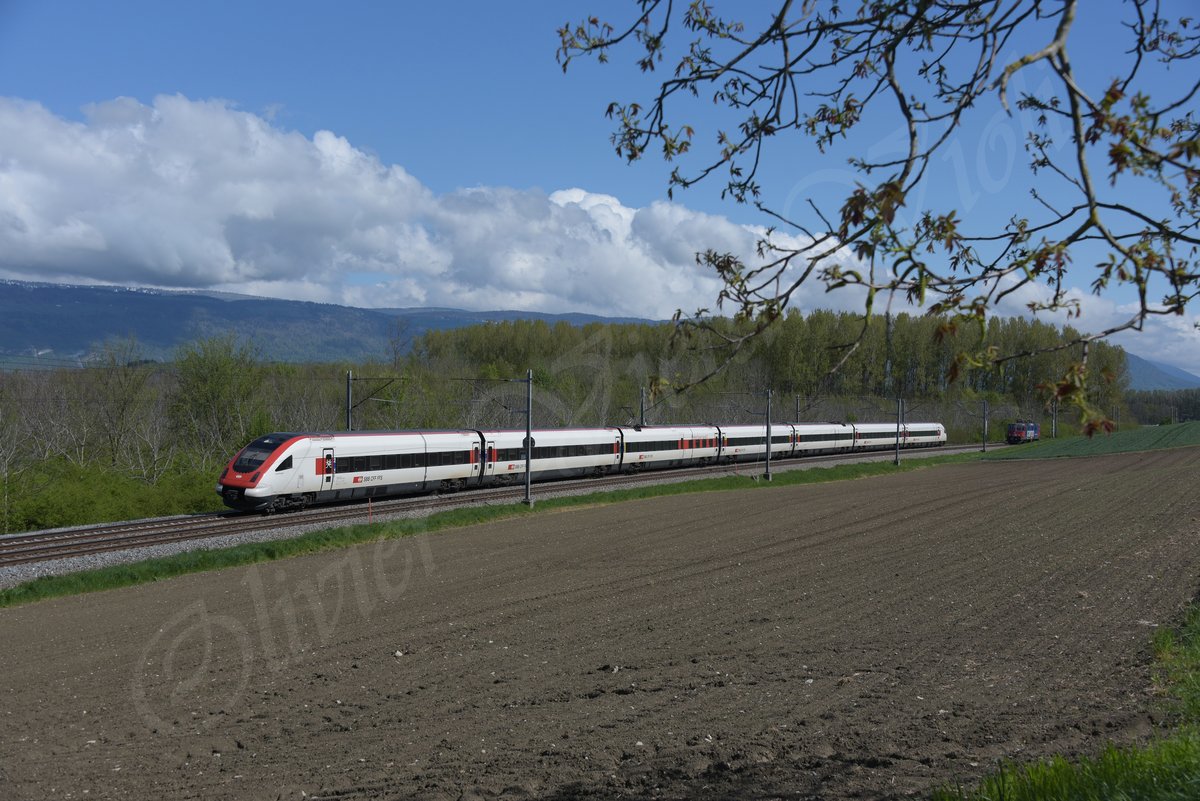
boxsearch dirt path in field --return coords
[2,448,1199,800]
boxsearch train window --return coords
[274,455,293,472]
[233,445,275,473]
[369,455,383,470]
[426,451,469,466]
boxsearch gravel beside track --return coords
[1,447,1197,800]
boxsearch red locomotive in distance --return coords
[1006,419,1041,444]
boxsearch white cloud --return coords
[988,275,1200,377]
[0,95,747,319]
[1,94,1196,376]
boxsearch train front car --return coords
[217,432,305,512]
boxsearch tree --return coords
[0,375,32,533]
[88,337,154,467]
[169,335,266,461]
[559,0,1199,430]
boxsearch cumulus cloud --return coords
[0,94,1196,373]
[983,273,1200,376]
[0,94,749,319]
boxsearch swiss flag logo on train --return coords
[352,476,364,484]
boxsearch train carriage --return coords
[904,422,947,448]
[480,427,622,483]
[851,422,904,451]
[790,423,855,455]
[617,424,721,470]
[716,424,795,463]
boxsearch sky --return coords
[0,0,1197,375]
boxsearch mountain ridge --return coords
[3,280,1198,391]
[0,280,651,364]
[1123,351,1200,391]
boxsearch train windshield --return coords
[233,433,297,473]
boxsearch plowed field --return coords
[2,447,1199,800]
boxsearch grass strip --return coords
[1155,605,1200,725]
[932,735,1200,801]
[0,450,977,609]
[932,603,1200,801]
[983,421,1200,460]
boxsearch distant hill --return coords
[6,281,1198,390]
[1123,351,1200,391]
[0,280,652,365]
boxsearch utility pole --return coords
[346,370,353,431]
[981,399,988,452]
[524,368,533,507]
[639,386,646,427]
[894,396,903,465]
[764,389,773,482]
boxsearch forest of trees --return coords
[0,311,1130,533]
[1126,389,1200,426]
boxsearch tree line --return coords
[0,312,1127,532]
[1126,389,1200,425]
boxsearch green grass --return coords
[931,593,1200,801]
[983,421,1200,460]
[932,735,1200,801]
[0,449,978,608]
[1155,606,1200,725]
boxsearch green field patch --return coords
[983,421,1200,460]
[0,451,976,608]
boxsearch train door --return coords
[484,440,497,477]
[471,444,482,480]
[322,447,335,488]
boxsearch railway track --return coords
[0,443,989,568]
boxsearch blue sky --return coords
[0,1,681,210]
[0,1,1197,374]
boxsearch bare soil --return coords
[2,448,1200,801]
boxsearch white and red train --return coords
[217,421,946,513]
